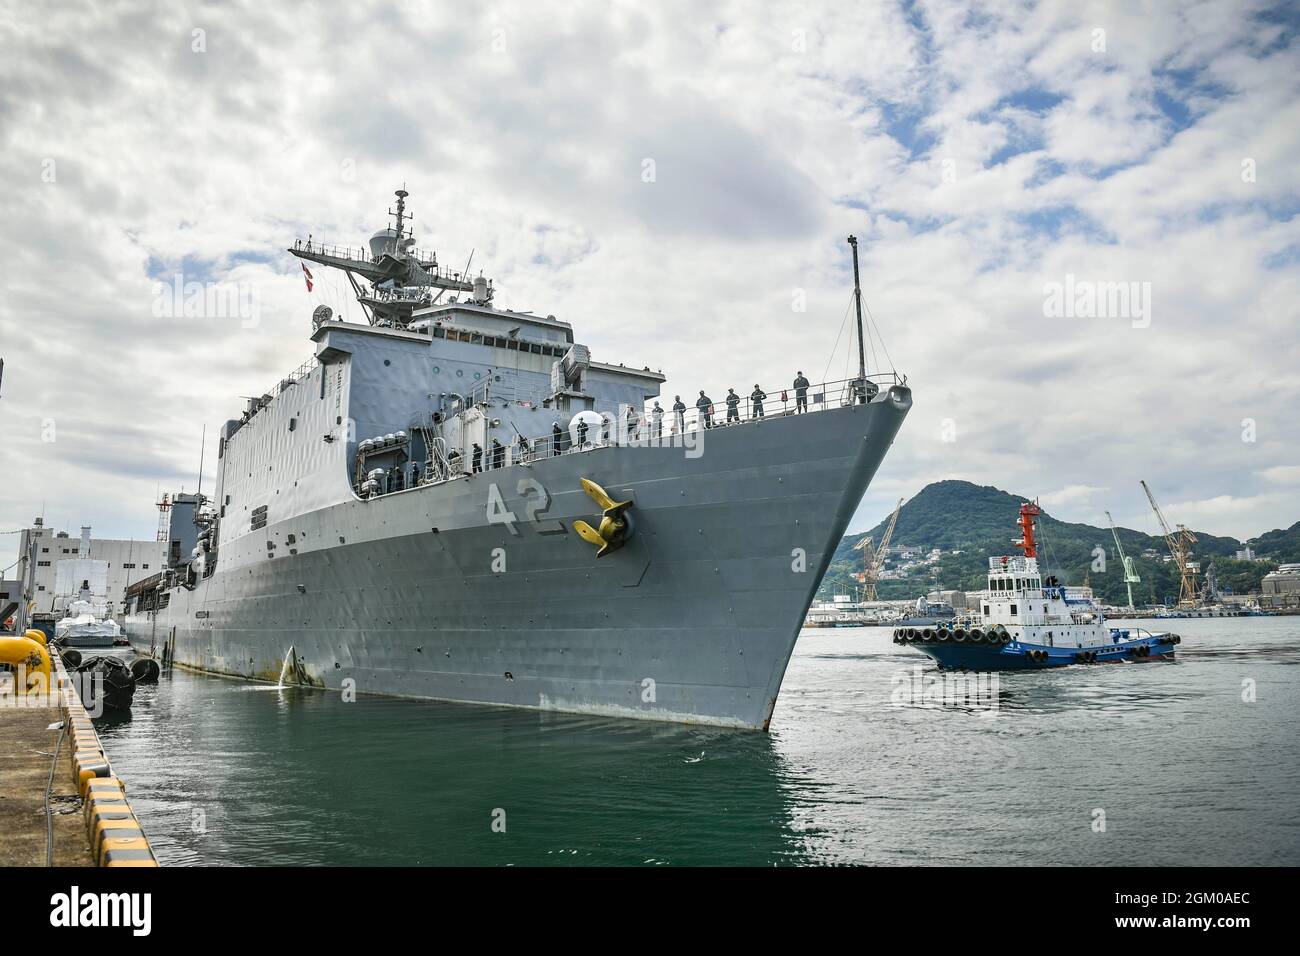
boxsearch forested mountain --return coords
[820,480,1288,605]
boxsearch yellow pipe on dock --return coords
[0,635,51,694]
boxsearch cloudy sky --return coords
[1,0,1297,557]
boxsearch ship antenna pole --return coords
[848,235,867,390]
[195,424,206,503]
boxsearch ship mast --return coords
[847,235,866,389]
[389,187,409,243]
[1014,501,1042,558]
[287,187,482,328]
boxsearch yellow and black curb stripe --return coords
[53,654,159,867]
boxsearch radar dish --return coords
[312,305,333,328]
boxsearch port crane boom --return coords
[853,497,903,601]
[1140,480,1198,608]
[1105,510,1141,610]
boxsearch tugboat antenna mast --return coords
[848,235,866,383]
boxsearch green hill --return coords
[820,480,1284,606]
[1251,521,1300,563]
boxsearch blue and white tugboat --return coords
[893,502,1181,669]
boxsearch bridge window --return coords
[1010,604,1018,615]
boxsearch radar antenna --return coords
[287,187,483,329]
[388,187,410,242]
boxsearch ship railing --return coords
[292,239,373,263]
[292,238,473,286]
[241,358,320,420]
[1110,625,1158,639]
[359,372,904,497]
[272,357,319,396]
[467,371,905,432]
[363,287,437,305]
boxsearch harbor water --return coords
[95,617,1300,866]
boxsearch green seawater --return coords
[94,617,1300,865]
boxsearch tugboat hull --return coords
[898,632,1179,670]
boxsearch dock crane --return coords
[1141,480,1198,608]
[853,498,903,601]
[1105,510,1141,610]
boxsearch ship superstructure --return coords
[124,189,913,729]
[894,502,1182,668]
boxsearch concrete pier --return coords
[0,650,158,867]
[0,705,95,866]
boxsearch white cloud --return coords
[1,0,1297,551]
[1039,484,1110,509]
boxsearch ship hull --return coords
[907,634,1178,670]
[127,394,910,729]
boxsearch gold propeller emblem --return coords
[573,477,633,557]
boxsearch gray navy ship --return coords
[124,189,912,729]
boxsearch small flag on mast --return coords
[301,263,314,292]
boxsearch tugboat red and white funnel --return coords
[894,501,1181,669]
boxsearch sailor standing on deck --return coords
[725,388,741,424]
[651,401,664,439]
[750,385,766,418]
[697,391,714,428]
[793,371,810,413]
[626,405,640,441]
[552,422,563,456]
[672,396,686,434]
[471,443,483,474]
[491,438,505,470]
